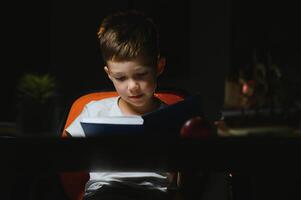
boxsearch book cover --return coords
[80,94,202,137]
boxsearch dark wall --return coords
[188,0,231,121]
[51,0,230,122]
[1,0,193,122]
[231,0,301,105]
[1,1,50,121]
[50,0,128,100]
[50,0,191,101]
[232,0,301,72]
[2,0,300,123]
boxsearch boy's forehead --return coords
[107,60,153,73]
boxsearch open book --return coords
[80,94,202,137]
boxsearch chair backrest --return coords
[60,90,186,200]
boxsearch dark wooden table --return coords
[1,135,301,174]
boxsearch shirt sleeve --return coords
[65,105,89,137]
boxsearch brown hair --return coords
[97,10,159,67]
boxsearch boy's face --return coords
[104,58,164,109]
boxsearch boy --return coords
[66,10,177,200]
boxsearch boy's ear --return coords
[104,66,112,81]
[156,57,166,76]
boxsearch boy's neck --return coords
[118,96,161,116]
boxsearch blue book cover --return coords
[80,94,202,137]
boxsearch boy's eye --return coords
[135,72,149,78]
[137,72,148,76]
[115,76,126,81]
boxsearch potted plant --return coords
[16,73,57,135]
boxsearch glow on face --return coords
[106,60,157,107]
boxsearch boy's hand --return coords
[167,172,178,190]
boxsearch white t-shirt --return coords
[65,97,168,193]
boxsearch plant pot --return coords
[16,98,55,136]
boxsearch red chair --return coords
[60,90,186,200]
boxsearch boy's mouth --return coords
[129,94,143,99]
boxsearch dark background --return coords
[1,1,301,199]
[1,0,300,128]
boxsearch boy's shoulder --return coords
[86,96,118,109]
[84,96,120,117]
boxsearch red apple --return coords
[180,116,211,138]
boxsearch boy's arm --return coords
[64,105,90,137]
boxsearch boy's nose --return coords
[128,80,140,92]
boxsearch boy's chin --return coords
[120,97,141,106]
[123,94,154,107]
[127,99,146,107]
[128,99,153,108]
